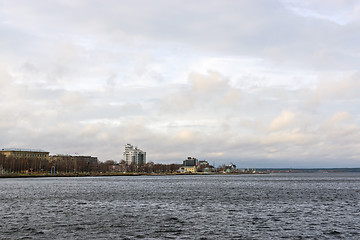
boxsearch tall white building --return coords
[123,144,146,165]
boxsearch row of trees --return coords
[0,155,49,173]
[103,160,182,173]
[50,156,99,173]
[0,154,218,174]
[0,154,100,173]
[0,154,184,174]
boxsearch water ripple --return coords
[0,173,360,239]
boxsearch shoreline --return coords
[0,171,269,178]
[3,169,358,178]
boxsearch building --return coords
[0,153,6,174]
[0,148,49,161]
[123,144,146,165]
[197,160,214,172]
[0,153,6,162]
[183,157,199,167]
[179,157,201,173]
[108,163,127,172]
[49,154,99,172]
[179,166,197,173]
[225,163,237,173]
[0,148,50,173]
[199,160,209,167]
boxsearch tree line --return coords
[0,154,184,174]
[102,160,183,173]
[0,154,49,173]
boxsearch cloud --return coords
[321,112,359,141]
[2,0,360,72]
[160,71,242,115]
[281,0,360,24]
[328,111,351,123]
[189,71,229,94]
[1,1,360,167]
[172,129,196,144]
[305,72,360,106]
[61,92,87,106]
[269,110,296,131]
[262,129,314,146]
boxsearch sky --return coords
[1,0,360,168]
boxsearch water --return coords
[1,173,360,239]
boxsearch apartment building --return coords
[123,144,146,165]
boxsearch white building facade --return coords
[123,144,146,165]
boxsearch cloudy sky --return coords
[1,0,360,167]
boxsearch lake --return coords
[1,173,359,239]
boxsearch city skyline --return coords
[1,1,360,167]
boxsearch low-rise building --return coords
[0,153,5,174]
[225,163,237,173]
[50,154,99,172]
[0,148,50,172]
[178,166,197,173]
[0,148,49,161]
[199,160,209,167]
[198,160,214,172]
[108,162,127,172]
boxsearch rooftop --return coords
[1,148,49,153]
